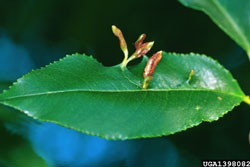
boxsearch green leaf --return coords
[178,0,250,58]
[0,52,247,140]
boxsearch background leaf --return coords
[0,52,246,140]
[178,0,250,59]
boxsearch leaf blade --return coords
[0,52,246,139]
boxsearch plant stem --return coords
[121,57,128,70]
[120,55,136,70]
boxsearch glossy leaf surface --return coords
[0,52,246,139]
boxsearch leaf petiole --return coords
[243,96,250,105]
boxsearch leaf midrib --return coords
[0,88,245,101]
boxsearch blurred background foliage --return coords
[0,0,250,166]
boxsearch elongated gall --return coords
[188,69,195,82]
[112,25,128,60]
[135,34,146,49]
[143,51,162,78]
[134,41,154,58]
[142,51,162,89]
